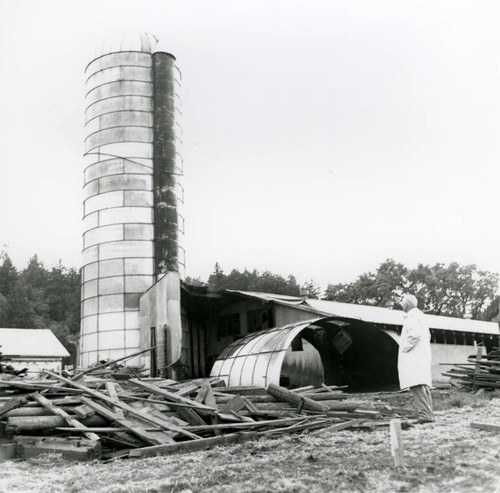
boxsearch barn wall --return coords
[430,343,475,384]
[6,358,63,377]
[274,304,318,326]
[204,299,274,366]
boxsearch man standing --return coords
[398,294,435,423]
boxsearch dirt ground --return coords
[0,389,499,493]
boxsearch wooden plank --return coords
[129,431,258,458]
[290,385,315,393]
[470,422,500,433]
[128,379,212,425]
[7,415,68,431]
[32,393,100,441]
[219,395,246,413]
[390,419,404,468]
[71,347,156,381]
[113,384,178,444]
[15,436,101,461]
[309,418,366,436]
[215,391,346,404]
[3,407,59,418]
[261,418,334,435]
[215,386,266,395]
[44,371,200,440]
[194,382,210,403]
[56,427,128,433]
[0,395,31,418]
[473,346,484,391]
[182,416,315,432]
[266,384,329,412]
[129,379,216,412]
[175,383,202,397]
[74,404,96,419]
[105,381,125,418]
[81,396,170,445]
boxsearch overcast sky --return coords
[1,0,499,289]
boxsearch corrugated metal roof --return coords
[210,318,321,387]
[0,328,70,358]
[225,291,500,335]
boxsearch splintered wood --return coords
[0,371,417,461]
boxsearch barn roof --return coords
[225,291,500,335]
[0,328,70,358]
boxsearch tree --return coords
[207,262,226,291]
[0,252,17,297]
[301,279,321,300]
[184,276,207,287]
[324,259,408,307]
[324,259,499,320]
[206,264,300,296]
[0,253,81,363]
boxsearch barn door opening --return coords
[150,326,157,377]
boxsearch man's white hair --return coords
[401,294,418,310]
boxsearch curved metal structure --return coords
[80,34,183,367]
[209,318,323,387]
[210,316,401,389]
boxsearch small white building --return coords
[0,328,70,376]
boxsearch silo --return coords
[80,33,184,367]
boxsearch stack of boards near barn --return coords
[442,346,500,391]
[0,366,416,461]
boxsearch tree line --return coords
[0,253,497,361]
[0,252,80,360]
[189,259,499,321]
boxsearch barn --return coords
[138,283,500,391]
[0,328,70,376]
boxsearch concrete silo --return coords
[80,33,184,367]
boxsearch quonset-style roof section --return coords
[0,329,70,358]
[225,291,500,335]
[209,318,322,387]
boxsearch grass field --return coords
[1,390,499,493]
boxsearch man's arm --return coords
[401,315,421,352]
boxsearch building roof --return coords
[0,328,70,358]
[225,290,500,335]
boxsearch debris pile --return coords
[0,347,27,377]
[442,347,500,390]
[0,369,416,461]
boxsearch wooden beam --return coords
[32,393,100,441]
[309,418,366,435]
[390,419,404,468]
[43,370,200,440]
[0,395,31,418]
[266,384,329,412]
[470,422,500,433]
[71,347,156,381]
[128,431,258,458]
[80,396,170,446]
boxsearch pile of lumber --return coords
[0,347,27,377]
[442,347,500,390]
[0,371,416,461]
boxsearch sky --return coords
[0,0,499,290]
